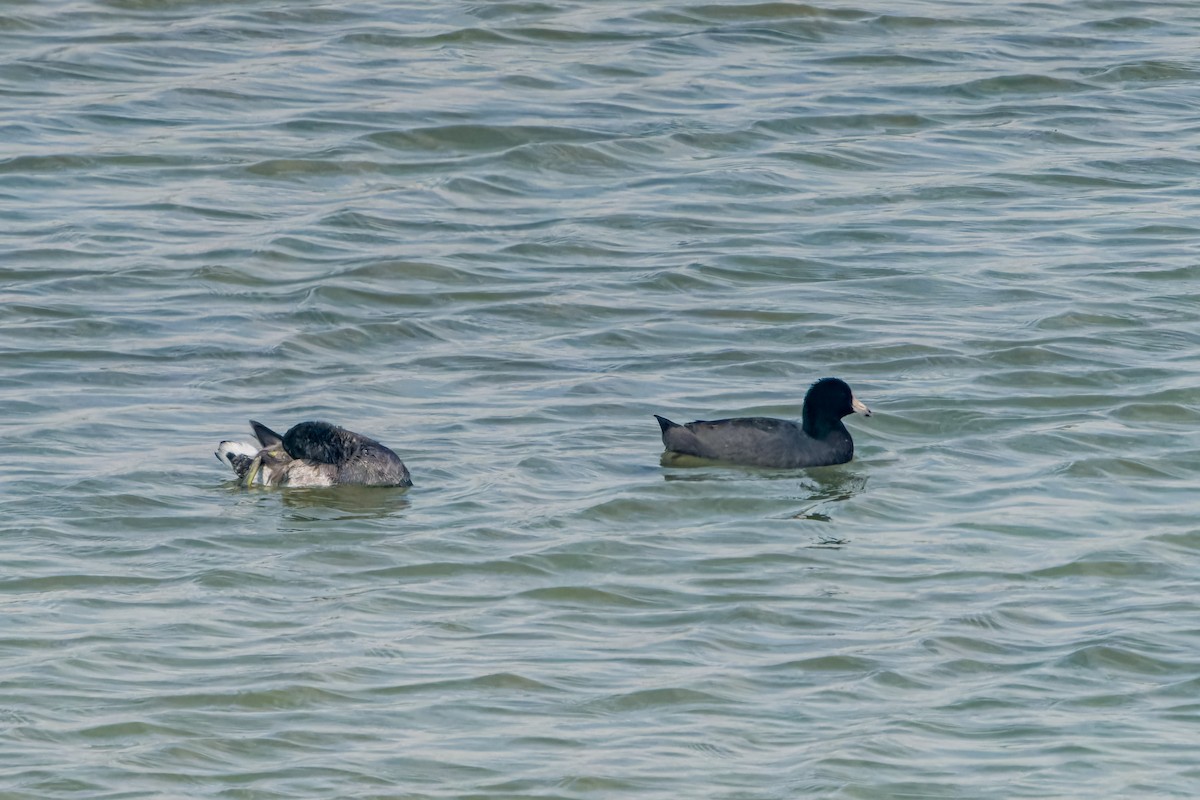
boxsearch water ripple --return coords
[4,0,1200,797]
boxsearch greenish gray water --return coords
[3,0,1200,797]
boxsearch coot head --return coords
[803,378,870,432]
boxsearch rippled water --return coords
[4,0,1200,796]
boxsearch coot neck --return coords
[802,409,847,440]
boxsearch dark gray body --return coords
[251,420,412,487]
[655,415,854,468]
[654,377,869,469]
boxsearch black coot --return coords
[654,377,870,468]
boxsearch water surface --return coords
[3,1,1200,797]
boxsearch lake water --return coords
[4,0,1200,797]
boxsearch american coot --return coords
[654,377,870,468]
[215,420,412,487]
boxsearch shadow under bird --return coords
[215,420,412,488]
[654,377,871,468]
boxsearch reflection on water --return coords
[789,472,869,522]
[278,485,412,520]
